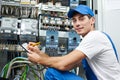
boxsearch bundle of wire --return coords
[0,57,46,80]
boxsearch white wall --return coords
[96,0,120,59]
[93,0,104,31]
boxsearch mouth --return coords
[75,27,83,31]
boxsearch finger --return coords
[29,47,41,55]
[27,45,34,51]
[27,55,37,64]
[27,52,40,64]
[27,52,35,60]
[27,45,37,51]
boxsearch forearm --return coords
[27,43,76,70]
[27,45,86,71]
[37,55,66,70]
[37,52,82,71]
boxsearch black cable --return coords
[19,42,29,52]
[17,29,29,53]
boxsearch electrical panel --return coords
[0,1,39,79]
[0,17,41,80]
[0,1,88,80]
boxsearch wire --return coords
[6,61,31,78]
[11,64,26,69]
[0,57,45,80]
[0,57,29,78]
[20,65,29,80]
[28,64,46,72]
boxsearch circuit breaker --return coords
[45,30,59,56]
[68,30,81,53]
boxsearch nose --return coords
[74,20,80,28]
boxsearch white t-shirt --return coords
[76,30,120,80]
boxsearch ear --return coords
[91,17,95,25]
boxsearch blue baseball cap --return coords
[67,5,94,18]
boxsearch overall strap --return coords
[82,59,98,80]
[102,32,119,62]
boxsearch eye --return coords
[79,17,84,21]
[72,19,76,23]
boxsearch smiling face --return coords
[72,12,95,37]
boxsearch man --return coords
[27,5,120,80]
